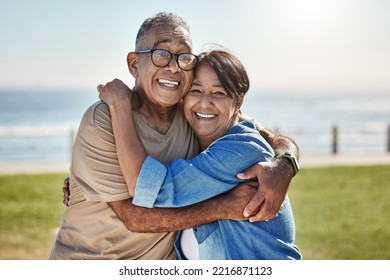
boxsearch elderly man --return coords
[51,12,299,260]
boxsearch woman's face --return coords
[184,64,241,148]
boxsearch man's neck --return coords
[132,89,178,135]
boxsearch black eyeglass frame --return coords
[135,49,198,71]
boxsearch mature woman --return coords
[99,50,301,260]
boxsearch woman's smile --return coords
[195,112,217,119]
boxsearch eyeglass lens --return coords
[152,49,196,70]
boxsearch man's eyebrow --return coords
[152,38,170,48]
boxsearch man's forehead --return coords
[148,25,193,50]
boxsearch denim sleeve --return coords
[132,134,274,208]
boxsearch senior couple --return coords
[51,12,302,260]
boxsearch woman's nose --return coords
[198,93,213,107]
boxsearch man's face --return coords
[133,25,194,109]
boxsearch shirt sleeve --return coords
[132,132,274,208]
[71,102,131,202]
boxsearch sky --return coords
[1,0,390,94]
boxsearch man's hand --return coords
[63,177,70,207]
[237,159,294,222]
[218,181,258,220]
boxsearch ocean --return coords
[0,88,389,162]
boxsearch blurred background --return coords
[0,0,389,164]
[0,0,390,261]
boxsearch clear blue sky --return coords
[1,0,389,94]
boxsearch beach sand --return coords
[0,153,389,175]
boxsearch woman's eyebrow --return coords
[191,81,224,88]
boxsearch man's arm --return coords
[238,114,300,222]
[255,122,300,161]
[62,177,258,232]
[109,182,257,233]
[98,81,280,224]
[240,114,300,161]
[97,80,299,224]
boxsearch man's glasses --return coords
[135,49,197,71]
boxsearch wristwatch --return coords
[277,152,300,175]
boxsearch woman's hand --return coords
[63,177,70,207]
[97,79,133,108]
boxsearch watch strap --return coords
[277,152,300,174]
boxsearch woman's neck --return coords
[198,117,239,151]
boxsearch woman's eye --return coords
[213,91,227,97]
[190,89,202,94]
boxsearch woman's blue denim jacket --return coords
[132,120,302,260]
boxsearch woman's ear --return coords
[127,52,139,78]
[236,95,244,112]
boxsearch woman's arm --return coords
[99,82,271,210]
[99,81,278,221]
[132,123,274,209]
[99,81,265,208]
[98,79,147,197]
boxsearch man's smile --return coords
[158,79,179,89]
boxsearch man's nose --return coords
[166,56,180,72]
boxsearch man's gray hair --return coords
[135,12,191,50]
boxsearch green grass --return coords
[289,165,390,259]
[0,165,389,260]
[0,173,67,259]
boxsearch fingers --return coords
[96,80,132,106]
[63,177,70,207]
[237,163,263,180]
[243,188,283,222]
[249,200,280,223]
[243,192,264,218]
[97,84,104,93]
[63,188,70,207]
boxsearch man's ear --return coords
[127,52,138,78]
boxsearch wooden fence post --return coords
[332,125,338,154]
[387,124,390,153]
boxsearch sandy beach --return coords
[0,153,389,175]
